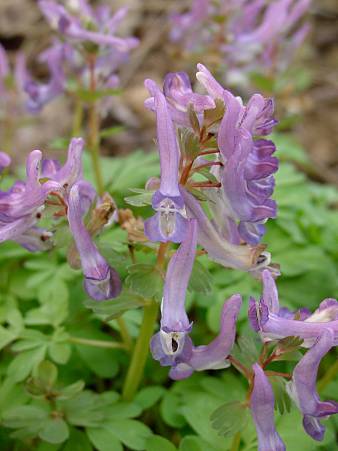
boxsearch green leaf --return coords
[49,342,71,365]
[161,392,187,428]
[210,400,248,437]
[0,325,17,350]
[86,427,123,451]
[39,418,69,444]
[179,436,204,451]
[8,346,47,382]
[34,360,58,390]
[63,428,93,451]
[125,264,163,299]
[105,419,152,450]
[269,376,292,415]
[188,260,212,295]
[146,435,177,451]
[75,342,119,379]
[57,380,85,401]
[84,289,146,319]
[3,405,49,429]
[134,386,165,410]
[125,189,154,207]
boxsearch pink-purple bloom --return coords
[287,329,338,441]
[39,0,138,52]
[150,219,242,379]
[249,270,338,346]
[144,79,189,243]
[67,180,121,300]
[251,363,286,451]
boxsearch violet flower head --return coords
[20,43,67,113]
[170,0,211,44]
[287,329,338,441]
[67,180,121,300]
[39,0,139,52]
[249,270,338,346]
[150,219,197,367]
[0,152,11,174]
[169,294,242,380]
[251,363,286,451]
[144,79,189,243]
[196,64,278,245]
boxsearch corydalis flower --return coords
[249,270,338,346]
[251,363,286,451]
[39,0,139,52]
[150,219,242,378]
[144,79,189,243]
[67,180,121,300]
[150,219,197,366]
[287,329,338,441]
[197,64,278,245]
[145,71,215,128]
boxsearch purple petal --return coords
[251,363,286,451]
[0,152,11,173]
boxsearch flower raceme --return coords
[0,137,121,301]
[144,65,279,275]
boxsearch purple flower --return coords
[20,42,67,113]
[169,294,242,380]
[287,329,338,441]
[0,152,11,174]
[150,219,242,378]
[196,64,278,245]
[170,0,211,44]
[0,138,83,250]
[249,270,338,346]
[150,219,197,366]
[39,0,139,52]
[182,188,274,275]
[67,180,121,300]
[251,363,286,451]
[144,79,189,243]
[145,71,214,129]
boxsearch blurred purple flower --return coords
[144,79,189,243]
[249,270,338,346]
[251,363,286,451]
[39,0,138,52]
[287,329,338,441]
[67,180,121,300]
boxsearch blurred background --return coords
[0,0,337,183]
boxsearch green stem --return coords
[122,301,158,400]
[69,336,126,349]
[317,359,338,393]
[72,96,84,137]
[87,55,104,195]
[230,432,241,451]
[116,317,133,351]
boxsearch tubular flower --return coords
[67,181,121,300]
[0,152,11,174]
[144,79,189,243]
[286,329,338,441]
[182,188,273,275]
[0,137,84,250]
[39,0,139,52]
[150,219,242,379]
[169,294,242,380]
[251,363,286,451]
[196,64,278,245]
[249,270,338,346]
[144,71,215,128]
[150,219,198,367]
[20,43,67,113]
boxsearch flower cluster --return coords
[170,0,311,85]
[144,64,278,273]
[0,139,121,301]
[1,0,138,115]
[144,65,337,449]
